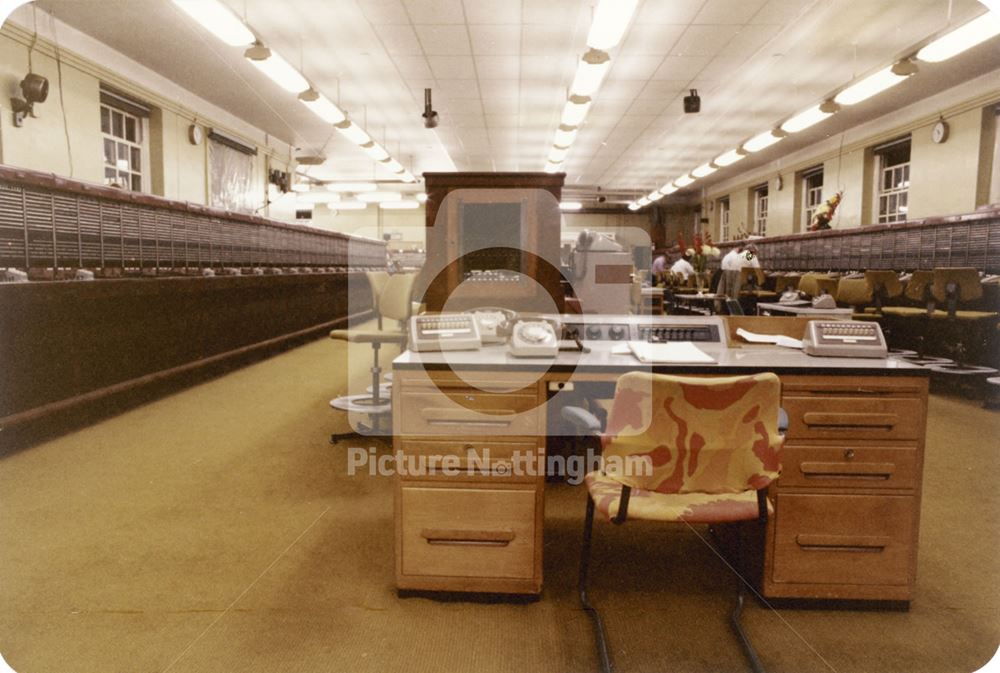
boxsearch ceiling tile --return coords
[469,24,521,55]
[449,113,487,128]
[427,55,477,78]
[464,0,522,24]
[521,24,574,55]
[405,0,465,24]
[671,25,742,56]
[723,23,785,59]
[475,55,521,79]
[520,54,572,80]
[692,0,768,24]
[486,113,520,128]
[479,78,521,98]
[598,79,648,100]
[375,24,424,55]
[619,23,686,56]
[750,0,812,24]
[437,98,484,114]
[651,55,712,80]
[414,25,472,55]
[634,0,707,24]
[522,0,588,25]
[608,55,665,80]
[435,78,481,96]
[392,55,433,79]
[358,0,410,24]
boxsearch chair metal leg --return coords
[729,528,766,673]
[579,495,613,673]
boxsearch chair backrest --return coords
[903,270,934,302]
[600,372,782,495]
[864,270,902,299]
[835,277,871,306]
[775,274,801,293]
[738,267,765,290]
[366,271,390,310]
[799,273,837,297]
[932,267,982,303]
[379,273,416,323]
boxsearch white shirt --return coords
[670,258,694,279]
[721,249,743,271]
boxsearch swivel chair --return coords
[329,272,416,435]
[562,372,783,673]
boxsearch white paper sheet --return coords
[626,341,716,364]
[736,328,803,349]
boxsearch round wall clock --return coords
[932,120,949,144]
[188,124,204,145]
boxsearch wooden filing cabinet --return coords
[393,369,546,594]
[764,375,929,601]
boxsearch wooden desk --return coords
[392,317,928,601]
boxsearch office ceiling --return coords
[27,0,1000,200]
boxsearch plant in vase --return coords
[809,191,843,231]
[677,232,720,295]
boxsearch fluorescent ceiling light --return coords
[357,191,402,203]
[416,192,428,203]
[381,158,405,173]
[544,162,562,174]
[627,203,641,211]
[553,125,578,147]
[560,202,583,211]
[380,199,420,210]
[691,163,717,178]
[172,0,255,46]
[400,172,418,183]
[647,190,664,201]
[298,89,346,125]
[326,182,377,192]
[570,49,611,98]
[561,95,592,127]
[674,174,695,188]
[714,148,746,167]
[659,183,679,195]
[291,181,310,193]
[298,191,341,204]
[637,197,651,206]
[361,142,390,161]
[586,0,639,50]
[742,130,783,153]
[916,12,1000,62]
[334,200,368,210]
[334,120,371,146]
[781,103,838,133]
[549,146,570,163]
[245,46,309,93]
[834,66,908,106]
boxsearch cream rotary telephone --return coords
[508,316,560,358]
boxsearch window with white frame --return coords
[802,166,824,230]
[753,184,768,236]
[874,136,911,224]
[718,197,730,241]
[99,86,151,192]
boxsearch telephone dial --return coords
[508,319,559,358]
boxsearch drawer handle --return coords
[799,462,896,480]
[795,534,890,552]
[422,408,517,426]
[802,412,898,430]
[421,528,515,547]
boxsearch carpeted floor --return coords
[0,330,997,673]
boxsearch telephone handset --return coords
[508,316,560,358]
[467,306,517,344]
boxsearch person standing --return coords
[670,253,695,280]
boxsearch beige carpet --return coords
[0,330,997,673]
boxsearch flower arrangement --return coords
[809,191,843,231]
[677,232,720,273]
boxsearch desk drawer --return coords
[771,493,914,586]
[400,485,537,580]
[398,390,540,436]
[399,440,543,481]
[779,444,919,490]
[782,395,923,441]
